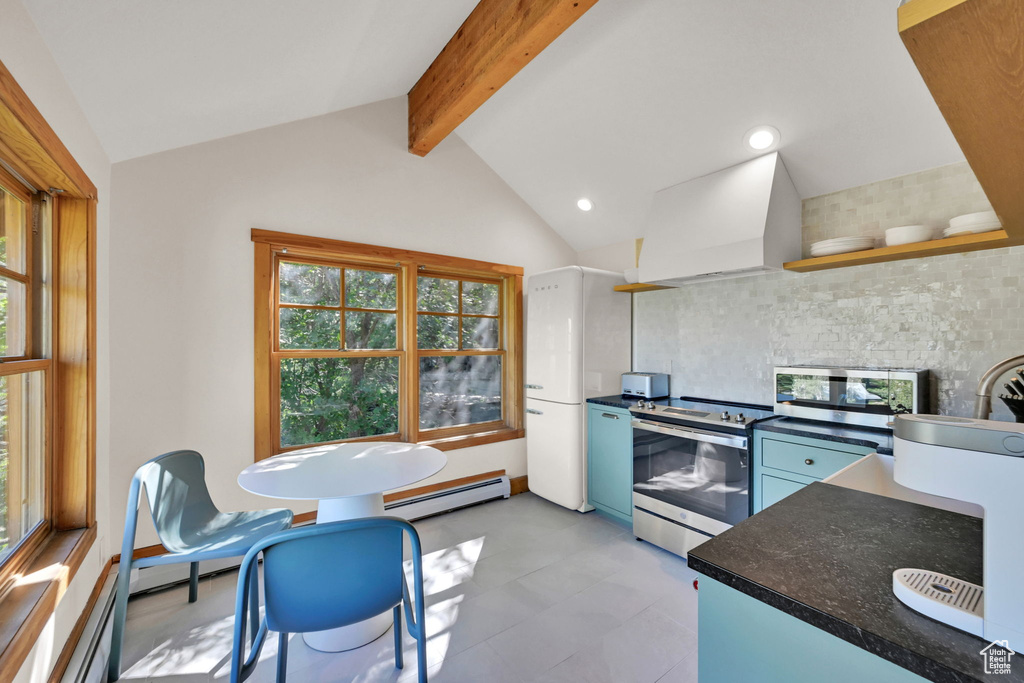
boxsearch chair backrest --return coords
[137,450,221,553]
[254,518,411,634]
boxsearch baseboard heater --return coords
[60,571,116,683]
[126,473,510,595]
[385,474,510,521]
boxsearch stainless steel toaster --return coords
[621,372,670,399]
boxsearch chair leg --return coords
[416,635,428,683]
[248,567,260,646]
[393,605,404,669]
[276,632,288,683]
[188,562,200,603]
[107,559,134,681]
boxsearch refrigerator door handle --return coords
[525,384,543,390]
[526,408,544,415]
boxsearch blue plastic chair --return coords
[229,517,428,683]
[108,450,294,682]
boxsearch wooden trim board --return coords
[0,60,95,198]
[252,229,524,276]
[897,0,970,32]
[0,527,96,683]
[509,475,529,496]
[52,196,97,529]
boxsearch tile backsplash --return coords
[634,163,1022,420]
[801,162,992,257]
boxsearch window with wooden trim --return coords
[253,230,524,459]
[0,166,49,566]
[0,56,97,678]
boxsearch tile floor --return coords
[119,493,700,682]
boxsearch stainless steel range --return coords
[630,396,775,558]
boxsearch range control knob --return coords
[720,411,730,421]
[734,413,745,423]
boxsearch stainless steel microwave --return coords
[774,366,928,429]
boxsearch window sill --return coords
[0,525,96,681]
[420,427,525,451]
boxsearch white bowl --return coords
[885,224,933,247]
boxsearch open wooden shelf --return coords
[613,283,672,293]
[784,229,1010,273]
[899,0,1024,242]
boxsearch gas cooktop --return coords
[629,396,775,430]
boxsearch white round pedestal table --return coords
[238,441,447,652]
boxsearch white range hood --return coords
[638,152,801,286]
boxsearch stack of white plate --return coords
[810,236,876,257]
[945,211,1001,237]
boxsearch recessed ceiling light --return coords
[577,198,594,212]
[744,125,781,152]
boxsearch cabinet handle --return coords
[525,384,543,390]
[804,458,814,465]
[601,413,620,420]
[526,408,543,415]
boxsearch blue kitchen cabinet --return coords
[699,577,926,682]
[586,402,633,523]
[753,429,873,513]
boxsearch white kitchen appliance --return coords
[525,266,631,512]
[893,414,1024,650]
[621,372,669,399]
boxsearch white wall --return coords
[577,238,636,274]
[109,96,577,546]
[1,1,112,681]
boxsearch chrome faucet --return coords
[973,353,1024,419]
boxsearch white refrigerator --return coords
[525,266,632,511]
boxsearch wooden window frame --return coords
[0,57,97,682]
[253,229,524,460]
[416,270,507,441]
[273,254,404,450]
[0,164,33,362]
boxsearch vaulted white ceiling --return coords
[23,0,967,252]
[21,0,478,162]
[456,0,968,251]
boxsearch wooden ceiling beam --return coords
[408,0,598,157]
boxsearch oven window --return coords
[632,428,749,526]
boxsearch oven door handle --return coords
[631,419,748,449]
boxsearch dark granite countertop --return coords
[756,416,894,455]
[688,482,1007,683]
[586,395,656,410]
